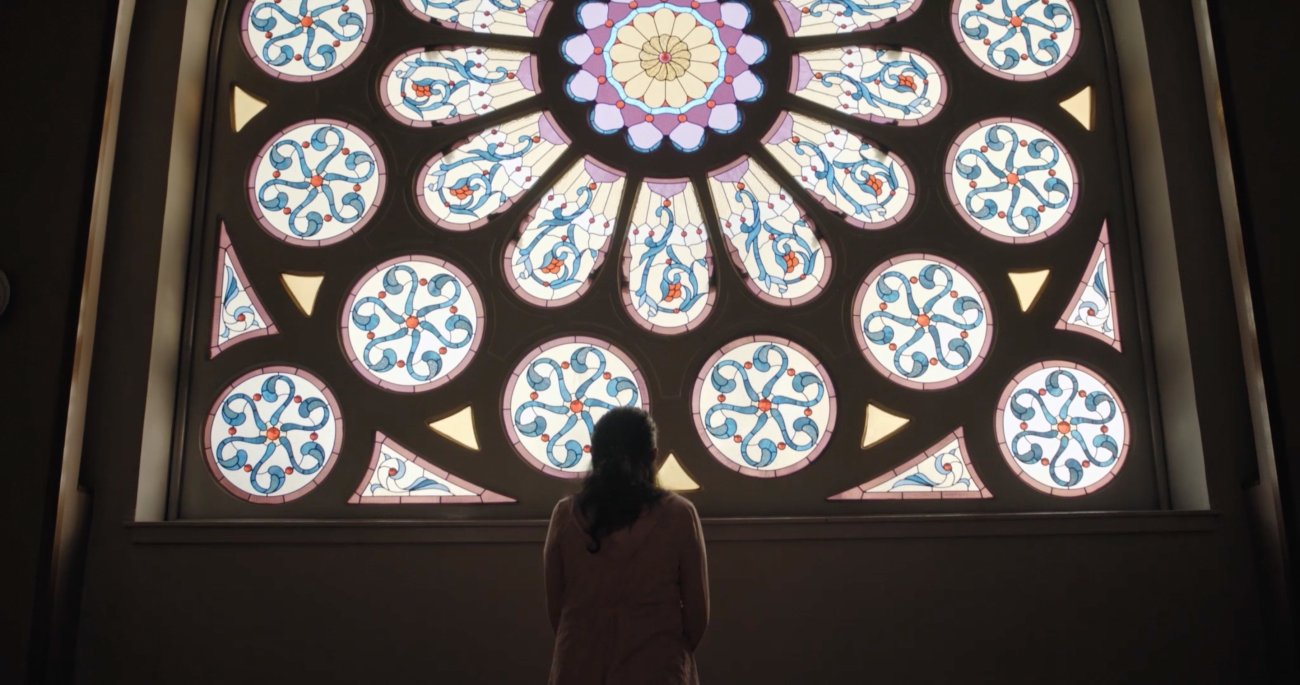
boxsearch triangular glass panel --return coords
[1060,87,1093,130]
[1057,223,1121,350]
[1008,269,1050,311]
[861,403,909,449]
[280,273,324,317]
[832,429,991,500]
[231,85,267,132]
[350,432,514,504]
[428,406,480,451]
[656,453,701,492]
[211,225,275,357]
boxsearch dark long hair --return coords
[576,407,666,553]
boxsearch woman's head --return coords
[577,407,665,552]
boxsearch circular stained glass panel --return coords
[693,336,836,477]
[996,361,1129,496]
[945,118,1077,244]
[503,338,648,478]
[341,256,485,392]
[951,0,1079,81]
[204,366,342,503]
[242,0,373,81]
[854,254,993,389]
[248,119,386,246]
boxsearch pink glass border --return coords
[774,0,924,36]
[788,45,950,128]
[402,0,554,37]
[994,360,1131,497]
[348,431,515,504]
[1056,221,1122,351]
[943,116,1080,244]
[246,118,388,247]
[339,254,487,393]
[210,224,278,358]
[619,178,718,335]
[505,156,624,308]
[762,111,918,230]
[691,335,838,478]
[707,157,833,307]
[378,46,541,128]
[202,365,344,504]
[501,336,650,480]
[950,0,1082,82]
[851,252,995,390]
[828,427,992,500]
[240,0,375,83]
[415,112,569,232]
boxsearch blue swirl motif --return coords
[815,49,936,120]
[954,124,1070,236]
[704,344,826,469]
[1009,369,1121,488]
[863,264,985,380]
[350,264,474,384]
[425,132,538,223]
[256,124,376,239]
[793,135,904,223]
[415,0,525,27]
[1071,252,1113,335]
[892,445,973,491]
[630,206,709,322]
[512,185,607,295]
[215,374,331,495]
[218,259,262,342]
[394,51,512,121]
[248,0,365,74]
[512,346,640,469]
[804,0,914,29]
[370,451,451,495]
[959,0,1074,73]
[728,188,820,296]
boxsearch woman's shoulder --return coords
[657,491,699,519]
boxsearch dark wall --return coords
[0,2,117,682]
[1210,0,1300,623]
[56,1,1290,684]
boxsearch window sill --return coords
[129,510,1220,545]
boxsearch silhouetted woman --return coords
[544,407,709,685]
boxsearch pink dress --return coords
[544,493,709,685]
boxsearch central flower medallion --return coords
[563,0,767,152]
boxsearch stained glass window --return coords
[173,0,1161,518]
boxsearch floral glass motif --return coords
[1058,223,1120,350]
[764,111,915,229]
[563,0,767,152]
[341,256,484,392]
[791,46,946,126]
[248,119,385,246]
[776,0,923,36]
[708,158,831,305]
[996,361,1128,496]
[829,429,991,499]
[694,336,836,477]
[350,432,514,503]
[506,158,626,307]
[622,179,715,333]
[381,47,539,127]
[504,338,647,478]
[952,0,1078,81]
[242,0,373,81]
[417,112,567,231]
[854,254,992,389]
[945,118,1076,243]
[204,367,342,503]
[212,227,276,358]
[403,0,553,36]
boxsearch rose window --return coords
[179,0,1157,517]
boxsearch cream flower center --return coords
[608,7,723,109]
